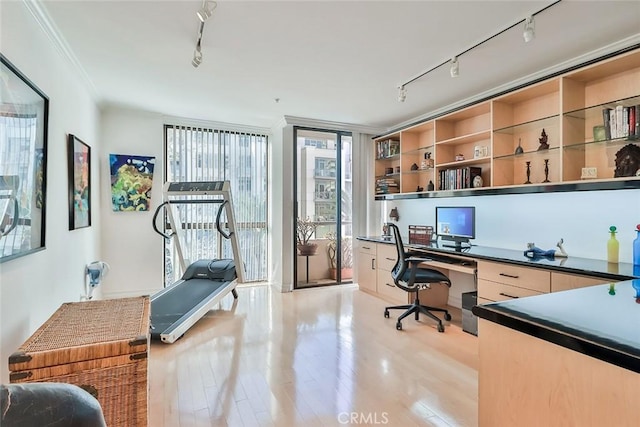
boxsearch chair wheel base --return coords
[444,312,452,321]
[396,322,402,331]
[437,323,445,333]
[384,310,389,318]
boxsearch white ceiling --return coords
[38,0,640,131]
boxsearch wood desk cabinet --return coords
[356,241,450,307]
[375,243,405,304]
[477,260,549,303]
[478,261,613,303]
[356,243,376,293]
[550,271,608,292]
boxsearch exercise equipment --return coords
[150,181,245,343]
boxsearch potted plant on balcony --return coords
[296,217,318,255]
[326,232,353,280]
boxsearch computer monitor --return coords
[435,206,475,249]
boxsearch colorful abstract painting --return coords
[109,154,155,212]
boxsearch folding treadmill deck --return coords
[150,278,234,342]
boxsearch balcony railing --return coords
[314,169,336,178]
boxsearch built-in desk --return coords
[358,236,640,425]
[357,236,638,306]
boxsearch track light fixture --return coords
[523,15,535,43]
[192,43,203,68]
[191,1,217,68]
[450,57,459,78]
[397,85,407,103]
[192,21,205,68]
[197,1,217,23]
[394,0,560,100]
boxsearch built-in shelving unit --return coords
[373,47,640,200]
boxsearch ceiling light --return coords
[450,57,459,78]
[523,16,535,43]
[197,1,217,22]
[397,86,407,103]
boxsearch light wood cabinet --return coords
[373,243,405,304]
[478,319,639,427]
[356,243,376,293]
[477,259,615,303]
[550,271,608,293]
[374,48,640,199]
[357,242,454,308]
[477,260,550,302]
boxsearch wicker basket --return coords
[9,296,150,427]
[408,225,435,245]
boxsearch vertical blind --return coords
[164,125,268,284]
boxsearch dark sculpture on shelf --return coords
[537,128,549,151]
[416,185,424,192]
[613,143,640,177]
[525,161,532,184]
[542,159,550,183]
[410,163,419,171]
[515,138,524,155]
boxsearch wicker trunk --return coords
[8,296,150,427]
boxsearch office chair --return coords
[384,223,452,332]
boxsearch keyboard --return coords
[408,252,456,264]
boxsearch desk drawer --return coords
[478,279,544,302]
[376,244,397,272]
[358,242,377,256]
[376,269,406,304]
[477,260,550,293]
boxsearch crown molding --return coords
[22,0,99,100]
[281,115,384,136]
[391,34,640,132]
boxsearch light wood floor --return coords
[149,284,478,427]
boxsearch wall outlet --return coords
[581,167,598,179]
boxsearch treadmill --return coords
[150,181,246,343]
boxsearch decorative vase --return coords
[297,243,318,256]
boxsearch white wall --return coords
[0,2,101,383]
[99,107,164,298]
[385,189,640,264]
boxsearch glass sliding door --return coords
[294,127,352,289]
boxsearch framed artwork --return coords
[68,134,91,230]
[109,154,155,212]
[0,54,49,262]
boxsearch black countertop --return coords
[357,236,639,280]
[472,280,640,373]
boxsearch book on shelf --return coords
[438,166,481,191]
[376,139,400,159]
[602,105,640,140]
[602,108,612,140]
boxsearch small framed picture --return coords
[67,134,91,230]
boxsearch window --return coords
[164,125,268,283]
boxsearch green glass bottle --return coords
[607,225,619,264]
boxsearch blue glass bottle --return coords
[634,224,640,266]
